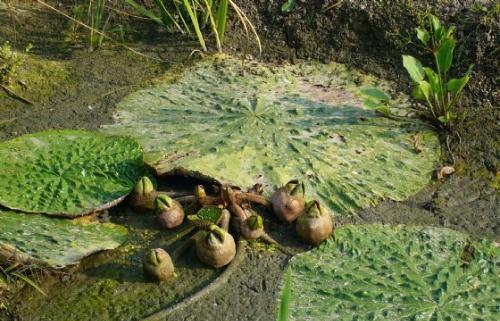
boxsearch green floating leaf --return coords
[102,56,440,216]
[402,55,425,83]
[0,130,144,217]
[283,224,500,321]
[0,209,128,268]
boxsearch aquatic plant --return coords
[143,248,175,282]
[155,194,185,229]
[280,224,499,321]
[0,130,144,216]
[0,209,128,268]
[403,14,473,129]
[125,0,261,53]
[102,56,440,217]
[295,201,333,245]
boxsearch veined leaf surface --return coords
[102,56,440,216]
[282,224,499,321]
[0,130,144,216]
[0,209,128,268]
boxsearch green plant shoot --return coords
[402,14,473,129]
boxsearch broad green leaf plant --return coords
[403,14,473,129]
[102,56,440,217]
[280,224,499,321]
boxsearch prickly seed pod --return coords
[240,211,265,239]
[296,201,334,246]
[143,248,174,282]
[271,179,306,223]
[129,176,156,211]
[155,194,185,229]
[195,225,236,268]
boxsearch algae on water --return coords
[102,55,440,216]
[280,224,499,321]
[0,130,144,216]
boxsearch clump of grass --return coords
[0,262,46,297]
[87,0,110,51]
[125,0,261,53]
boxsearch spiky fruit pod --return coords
[296,201,334,245]
[155,194,185,229]
[240,210,265,240]
[271,179,306,223]
[195,225,236,268]
[129,176,156,211]
[143,248,174,282]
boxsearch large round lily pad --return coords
[279,224,499,321]
[0,130,144,216]
[101,55,440,215]
[0,209,128,268]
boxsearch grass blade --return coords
[277,267,292,321]
[215,0,229,42]
[183,0,207,51]
[11,272,47,297]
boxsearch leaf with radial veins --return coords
[0,209,128,268]
[101,55,440,216]
[0,130,144,216]
[281,224,499,321]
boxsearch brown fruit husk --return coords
[296,201,334,245]
[271,180,305,223]
[143,248,175,282]
[195,226,236,268]
[129,176,156,211]
[155,194,185,229]
[240,211,265,240]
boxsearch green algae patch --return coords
[0,209,128,268]
[0,51,73,104]
[102,55,440,216]
[10,215,222,321]
[0,130,144,216]
[279,224,499,321]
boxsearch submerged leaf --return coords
[0,130,144,216]
[282,224,499,321]
[102,56,440,216]
[0,209,128,268]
